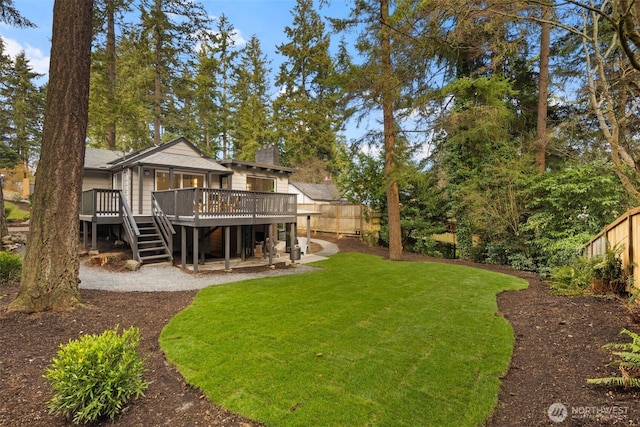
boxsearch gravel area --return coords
[79,238,338,292]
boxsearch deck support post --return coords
[82,221,87,249]
[138,165,143,214]
[224,226,230,271]
[193,226,199,273]
[306,215,311,254]
[91,221,97,250]
[267,224,273,267]
[290,222,297,263]
[241,225,246,261]
[181,225,186,269]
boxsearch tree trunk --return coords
[106,0,117,150]
[153,0,162,145]
[380,0,403,261]
[535,3,550,173]
[8,0,93,312]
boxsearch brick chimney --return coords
[255,145,280,165]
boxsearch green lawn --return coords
[4,201,29,222]
[160,252,527,427]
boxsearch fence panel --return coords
[297,203,379,235]
[585,207,640,288]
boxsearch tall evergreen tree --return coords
[10,0,94,312]
[111,28,155,151]
[138,0,211,145]
[164,64,201,144]
[87,0,133,149]
[210,14,238,159]
[332,0,426,261]
[1,51,44,170]
[192,42,220,157]
[536,2,551,173]
[0,39,18,166]
[0,39,12,240]
[0,1,32,240]
[230,35,273,161]
[273,0,344,172]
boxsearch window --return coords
[182,174,204,188]
[156,171,204,190]
[246,176,275,192]
[113,172,122,190]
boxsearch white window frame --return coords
[155,170,205,190]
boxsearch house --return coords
[80,137,298,272]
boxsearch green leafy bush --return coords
[44,326,149,424]
[590,245,627,294]
[0,251,21,283]
[550,245,628,296]
[549,257,596,295]
[588,329,640,390]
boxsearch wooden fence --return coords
[584,207,640,286]
[297,203,380,236]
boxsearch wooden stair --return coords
[135,219,172,264]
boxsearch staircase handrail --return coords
[151,193,176,259]
[118,190,141,261]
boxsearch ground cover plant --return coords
[160,252,527,426]
[588,329,640,390]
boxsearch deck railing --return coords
[81,188,121,216]
[152,188,297,219]
[81,189,141,259]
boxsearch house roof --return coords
[85,137,232,174]
[219,158,297,174]
[85,147,122,171]
[128,151,230,173]
[85,138,301,176]
[291,181,343,202]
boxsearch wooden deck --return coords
[81,188,297,226]
[80,188,299,272]
[153,187,297,226]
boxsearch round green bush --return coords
[0,251,21,283]
[44,326,149,424]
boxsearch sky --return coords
[0,0,352,84]
[0,0,370,142]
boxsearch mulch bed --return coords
[1,233,639,426]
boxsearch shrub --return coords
[44,326,149,424]
[0,251,22,283]
[588,329,640,390]
[550,245,628,296]
[508,253,537,272]
[549,256,597,295]
[410,237,443,258]
[590,245,627,295]
[4,204,13,218]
